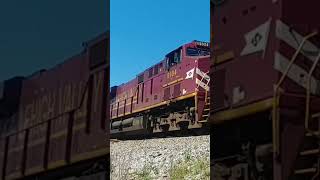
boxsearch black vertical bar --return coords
[141,83,144,102]
[2,136,9,180]
[150,79,153,95]
[136,86,139,104]
[43,120,51,169]
[21,129,29,175]
[123,99,126,116]
[86,75,93,134]
[65,111,75,164]
[101,68,107,130]
[131,97,133,113]
[110,104,113,119]
[116,102,119,117]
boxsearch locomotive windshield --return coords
[110,86,118,102]
[186,47,210,56]
[166,47,182,69]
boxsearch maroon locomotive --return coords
[0,32,109,180]
[110,40,210,136]
[211,0,320,179]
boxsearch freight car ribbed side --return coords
[0,32,109,180]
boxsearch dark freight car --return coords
[211,0,320,179]
[0,32,109,180]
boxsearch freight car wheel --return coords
[177,121,190,130]
[160,124,170,132]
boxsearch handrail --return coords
[205,90,208,104]
[305,50,320,136]
[312,157,320,180]
[272,89,281,156]
[199,70,210,111]
[196,70,210,90]
[274,31,318,89]
[272,31,318,156]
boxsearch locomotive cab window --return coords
[166,47,182,69]
[148,68,153,78]
[154,64,159,75]
[138,74,144,83]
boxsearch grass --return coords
[169,151,210,180]
[131,162,158,180]
[126,149,210,180]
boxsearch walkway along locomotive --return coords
[110,41,211,137]
[0,32,109,180]
[211,0,320,179]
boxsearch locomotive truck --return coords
[110,40,211,138]
[0,32,109,180]
[211,0,320,179]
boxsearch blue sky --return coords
[0,0,108,81]
[110,0,209,86]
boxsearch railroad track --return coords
[110,127,210,141]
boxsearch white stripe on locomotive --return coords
[275,20,320,62]
[196,78,210,91]
[274,51,320,95]
[196,68,210,81]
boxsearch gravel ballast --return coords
[110,135,210,180]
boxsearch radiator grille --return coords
[173,83,181,98]
[164,87,170,101]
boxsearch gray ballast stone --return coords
[110,135,210,180]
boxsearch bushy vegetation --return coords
[130,150,210,180]
[169,150,210,180]
[131,162,158,180]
